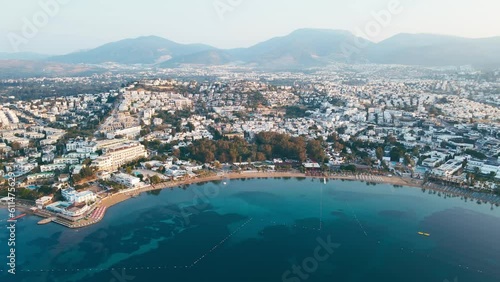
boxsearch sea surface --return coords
[1,178,500,282]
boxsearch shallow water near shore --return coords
[1,178,500,282]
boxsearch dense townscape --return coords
[1,64,500,226]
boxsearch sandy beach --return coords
[99,171,422,210]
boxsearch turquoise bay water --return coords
[1,178,500,282]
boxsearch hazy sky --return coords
[1,0,499,54]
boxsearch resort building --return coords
[46,201,91,217]
[431,159,463,177]
[112,126,142,139]
[62,187,97,204]
[66,140,98,153]
[95,138,130,151]
[113,173,141,187]
[91,142,148,172]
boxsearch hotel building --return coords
[91,142,148,172]
[62,187,97,204]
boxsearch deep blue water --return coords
[1,178,500,282]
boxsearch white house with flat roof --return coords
[36,196,53,208]
[113,173,141,187]
[62,188,96,204]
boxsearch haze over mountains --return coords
[4,29,500,69]
[49,36,215,65]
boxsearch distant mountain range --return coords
[162,29,372,68]
[4,29,500,69]
[49,36,215,64]
[365,33,500,68]
[0,60,102,79]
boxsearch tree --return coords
[376,147,384,160]
[83,158,92,166]
[38,185,54,196]
[173,149,181,158]
[307,139,325,163]
[465,149,487,160]
[255,152,266,161]
[187,122,195,132]
[80,166,95,178]
[404,154,415,167]
[341,164,357,172]
[489,171,497,179]
[54,169,62,179]
[327,133,339,142]
[473,167,481,177]
[73,174,82,183]
[412,146,420,157]
[11,142,21,151]
[336,127,347,135]
[390,147,404,162]
[387,136,397,144]
[285,106,308,118]
[150,175,162,184]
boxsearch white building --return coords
[46,201,91,217]
[431,159,463,177]
[92,142,147,172]
[62,188,97,204]
[36,196,53,209]
[40,163,67,172]
[54,158,80,165]
[113,173,141,187]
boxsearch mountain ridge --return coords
[4,29,500,68]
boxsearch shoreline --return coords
[3,172,499,228]
[100,171,420,209]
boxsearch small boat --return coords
[418,232,431,237]
[38,217,55,225]
[9,213,26,221]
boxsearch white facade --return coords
[62,188,97,204]
[113,173,141,187]
[92,142,147,171]
[40,163,67,172]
